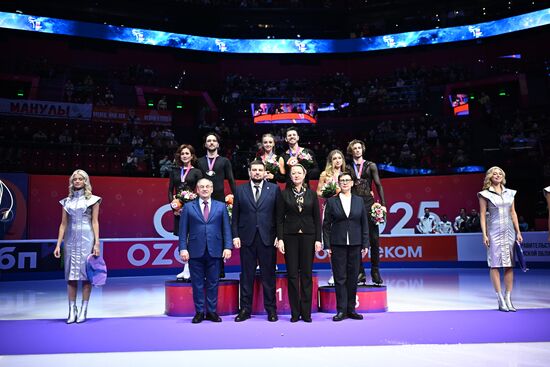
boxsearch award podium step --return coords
[165,279,239,317]
[252,271,319,315]
[318,285,388,313]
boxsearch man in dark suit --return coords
[323,172,369,321]
[232,160,281,322]
[179,178,232,324]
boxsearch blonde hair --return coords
[482,166,506,190]
[323,150,346,178]
[69,169,93,199]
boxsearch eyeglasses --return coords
[339,179,353,183]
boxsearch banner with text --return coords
[0,98,92,119]
[28,174,483,239]
[92,106,172,124]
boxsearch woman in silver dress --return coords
[54,170,101,323]
[478,166,522,312]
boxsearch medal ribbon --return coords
[207,156,218,172]
[288,145,301,157]
[353,160,364,179]
[180,166,191,182]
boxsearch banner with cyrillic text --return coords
[0,98,92,119]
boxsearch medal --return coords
[206,155,218,177]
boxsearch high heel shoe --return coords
[497,292,509,312]
[504,291,516,312]
[76,301,88,323]
[66,303,78,324]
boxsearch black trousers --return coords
[239,231,277,313]
[283,233,315,319]
[332,244,361,313]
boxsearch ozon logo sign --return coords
[153,204,179,240]
[126,242,183,267]
[121,204,181,268]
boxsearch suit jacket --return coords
[276,188,321,241]
[231,181,280,247]
[322,194,369,249]
[178,198,232,258]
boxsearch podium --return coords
[318,285,388,313]
[251,271,319,315]
[165,279,239,317]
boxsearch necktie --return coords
[254,185,260,202]
[203,200,209,221]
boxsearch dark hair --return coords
[204,132,221,144]
[249,159,265,169]
[338,172,353,181]
[285,127,299,136]
[174,144,198,167]
[347,139,366,156]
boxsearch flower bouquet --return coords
[297,150,314,168]
[263,155,280,175]
[225,194,234,218]
[171,189,197,211]
[370,202,387,225]
[320,181,340,198]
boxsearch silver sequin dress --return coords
[477,188,517,268]
[59,190,102,280]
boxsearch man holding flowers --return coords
[347,139,387,285]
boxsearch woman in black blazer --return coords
[276,164,322,322]
[323,172,369,321]
[168,144,203,280]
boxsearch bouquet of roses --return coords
[171,189,197,211]
[225,194,234,219]
[263,155,280,175]
[370,202,387,225]
[297,150,314,168]
[320,181,340,198]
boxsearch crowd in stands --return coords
[1,48,547,182]
[0,117,178,177]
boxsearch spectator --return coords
[416,208,437,234]
[157,96,168,110]
[436,215,454,234]
[466,209,481,232]
[453,208,468,233]
[159,155,174,178]
[518,216,529,232]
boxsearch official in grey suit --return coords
[323,172,369,321]
[179,178,232,323]
[232,160,281,322]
